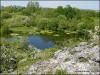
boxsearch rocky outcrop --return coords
[26,42,100,75]
[26,59,60,74]
[54,42,100,75]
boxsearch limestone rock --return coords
[26,42,100,75]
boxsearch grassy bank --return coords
[1,38,59,74]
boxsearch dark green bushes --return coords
[1,11,12,19]
[0,44,17,73]
[0,26,12,36]
[1,1,99,35]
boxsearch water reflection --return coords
[28,35,54,49]
[5,34,88,50]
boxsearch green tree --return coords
[56,6,64,15]
[21,1,39,16]
[1,11,12,19]
[58,19,67,32]
[64,5,77,19]
[27,1,39,13]
[37,18,48,30]
[78,17,95,30]
[47,18,58,31]
[5,15,32,27]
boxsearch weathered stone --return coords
[26,42,100,75]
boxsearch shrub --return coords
[0,45,17,73]
[0,26,12,36]
[55,69,67,75]
[1,11,12,19]
[5,15,32,27]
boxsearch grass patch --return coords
[34,48,59,61]
[10,27,54,35]
[10,26,38,35]
[13,47,59,74]
[55,69,78,75]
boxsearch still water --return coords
[6,34,86,50]
[27,35,54,49]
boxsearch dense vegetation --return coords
[1,1,99,36]
[0,1,99,74]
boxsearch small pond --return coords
[28,35,54,49]
[5,34,88,50]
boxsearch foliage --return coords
[0,39,58,74]
[0,25,12,36]
[0,45,17,73]
[5,15,32,27]
[1,11,12,19]
[55,69,67,75]
[64,5,77,19]
[55,69,78,75]
[0,1,99,74]
[1,2,99,35]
